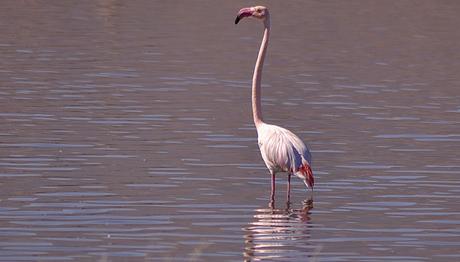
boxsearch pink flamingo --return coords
[235,6,314,205]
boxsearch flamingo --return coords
[235,6,314,205]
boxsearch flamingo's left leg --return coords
[269,170,275,208]
[286,173,291,203]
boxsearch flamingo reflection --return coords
[244,198,317,261]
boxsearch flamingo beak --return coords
[307,173,314,189]
[304,179,314,191]
[235,7,253,24]
[300,163,314,190]
[305,171,315,190]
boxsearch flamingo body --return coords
[257,123,313,188]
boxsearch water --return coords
[1,1,459,261]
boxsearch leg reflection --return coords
[244,197,315,261]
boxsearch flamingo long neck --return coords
[252,17,270,128]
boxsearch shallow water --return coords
[1,1,460,261]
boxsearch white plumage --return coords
[257,123,313,188]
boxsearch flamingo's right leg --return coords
[269,170,275,208]
[286,173,291,204]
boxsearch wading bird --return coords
[235,6,314,206]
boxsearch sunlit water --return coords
[1,1,460,261]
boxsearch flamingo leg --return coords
[269,170,275,208]
[286,173,291,204]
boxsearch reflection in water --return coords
[244,199,319,261]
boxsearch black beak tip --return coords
[235,17,241,24]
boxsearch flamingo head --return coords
[235,6,269,24]
[299,163,315,190]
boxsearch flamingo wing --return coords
[257,124,312,180]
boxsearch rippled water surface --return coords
[1,1,460,261]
